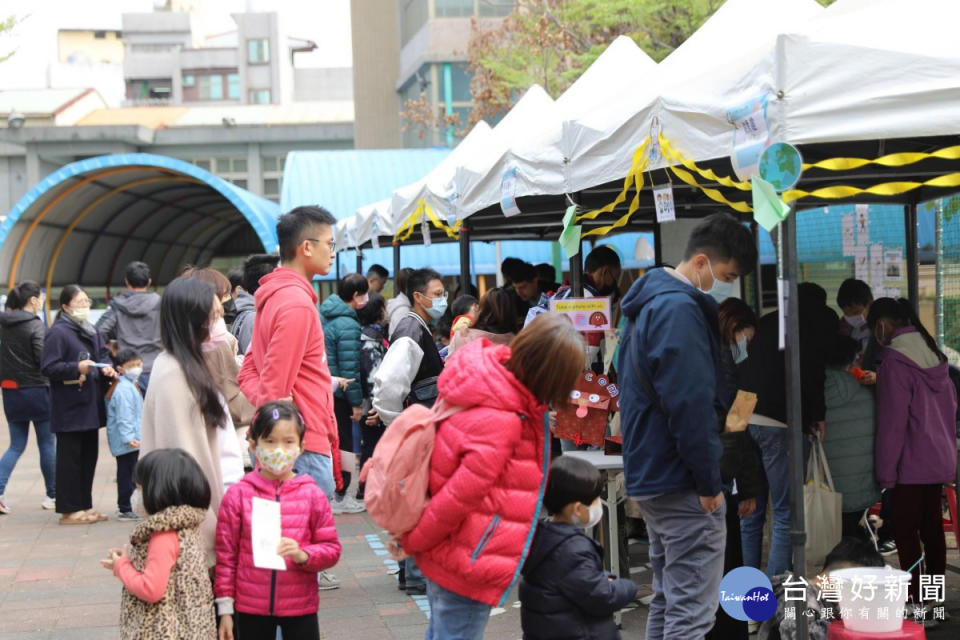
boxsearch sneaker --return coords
[331,495,365,515]
[116,511,140,521]
[318,570,340,590]
[404,583,427,595]
[41,497,56,511]
[0,496,9,514]
[878,540,897,556]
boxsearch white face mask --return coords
[124,367,143,383]
[70,307,91,323]
[573,498,604,529]
[845,314,867,329]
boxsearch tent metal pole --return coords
[459,226,471,295]
[905,203,919,312]
[356,249,363,274]
[782,208,808,640]
[392,243,401,293]
[570,242,584,296]
[653,221,663,266]
[752,222,764,316]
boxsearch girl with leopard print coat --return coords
[102,449,217,640]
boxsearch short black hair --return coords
[134,448,211,515]
[357,291,387,326]
[584,245,621,273]
[250,401,306,444]
[451,295,478,318]
[826,335,860,369]
[535,263,557,283]
[276,205,336,263]
[683,213,757,275]
[543,455,603,516]
[837,278,874,309]
[367,264,388,280]
[500,257,527,282]
[513,261,537,284]
[115,348,141,367]
[822,537,884,573]
[228,266,244,291]
[125,261,152,288]
[338,273,370,301]
[406,268,443,300]
[243,254,279,294]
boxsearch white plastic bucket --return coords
[828,567,911,633]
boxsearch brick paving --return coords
[1,425,958,638]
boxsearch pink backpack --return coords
[359,399,462,539]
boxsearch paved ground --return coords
[0,426,958,639]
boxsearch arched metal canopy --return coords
[0,153,280,301]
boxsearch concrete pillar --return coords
[25,144,40,188]
[247,143,263,195]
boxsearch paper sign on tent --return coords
[751,175,791,232]
[559,204,582,259]
[500,167,521,217]
[653,185,676,223]
[727,95,770,181]
[550,297,612,332]
[251,497,286,571]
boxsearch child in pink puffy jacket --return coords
[215,402,342,640]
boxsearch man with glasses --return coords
[238,205,343,590]
[371,267,446,595]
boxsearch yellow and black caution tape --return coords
[576,138,650,222]
[783,172,960,203]
[802,145,960,172]
[394,199,459,243]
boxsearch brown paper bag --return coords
[725,390,757,433]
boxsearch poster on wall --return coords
[854,245,869,281]
[884,250,903,281]
[842,214,855,257]
[870,243,884,291]
[855,204,869,246]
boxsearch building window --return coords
[249,89,271,104]
[94,30,106,39]
[248,39,270,64]
[194,157,248,186]
[183,74,195,87]
[478,0,515,17]
[227,73,240,100]
[435,0,473,17]
[438,62,472,103]
[262,154,285,202]
[198,74,224,100]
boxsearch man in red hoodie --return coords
[239,205,340,503]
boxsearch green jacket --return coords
[319,295,363,407]
[822,369,880,512]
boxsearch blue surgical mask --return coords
[699,259,734,303]
[731,337,749,364]
[424,293,447,322]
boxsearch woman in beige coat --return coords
[140,277,238,566]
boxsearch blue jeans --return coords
[0,419,56,498]
[294,451,335,500]
[425,578,491,640]
[405,556,425,588]
[741,424,792,577]
[637,490,726,640]
[136,371,150,395]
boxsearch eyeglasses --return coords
[421,291,448,300]
[305,238,336,252]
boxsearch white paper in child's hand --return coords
[251,497,286,571]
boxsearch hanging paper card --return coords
[653,185,676,223]
[559,204,582,259]
[251,497,286,571]
[841,214,855,257]
[421,216,431,247]
[854,245,868,281]
[727,95,770,181]
[500,167,521,217]
[884,250,903,280]
[549,297,612,332]
[855,204,869,246]
[751,176,790,232]
[869,244,884,290]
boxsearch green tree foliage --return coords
[0,15,22,64]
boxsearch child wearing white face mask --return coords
[520,456,637,640]
[214,401,341,640]
[106,348,144,521]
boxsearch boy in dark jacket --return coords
[521,456,636,640]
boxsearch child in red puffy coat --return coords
[215,402,342,640]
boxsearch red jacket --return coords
[214,471,341,617]
[402,339,549,607]
[239,268,337,458]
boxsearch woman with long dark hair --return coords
[447,287,518,357]
[41,285,116,524]
[140,277,235,565]
[868,297,957,609]
[0,281,55,514]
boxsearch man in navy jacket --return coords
[618,213,756,639]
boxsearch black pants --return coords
[334,397,354,498]
[55,429,99,514]
[891,484,946,604]
[235,612,320,640]
[841,510,871,541]
[706,491,748,640]
[357,421,386,498]
[116,450,139,513]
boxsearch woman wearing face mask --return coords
[0,281,55,514]
[41,285,117,524]
[868,297,957,609]
[140,277,239,566]
[182,267,255,462]
[318,273,368,514]
[707,298,763,640]
[399,313,585,640]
